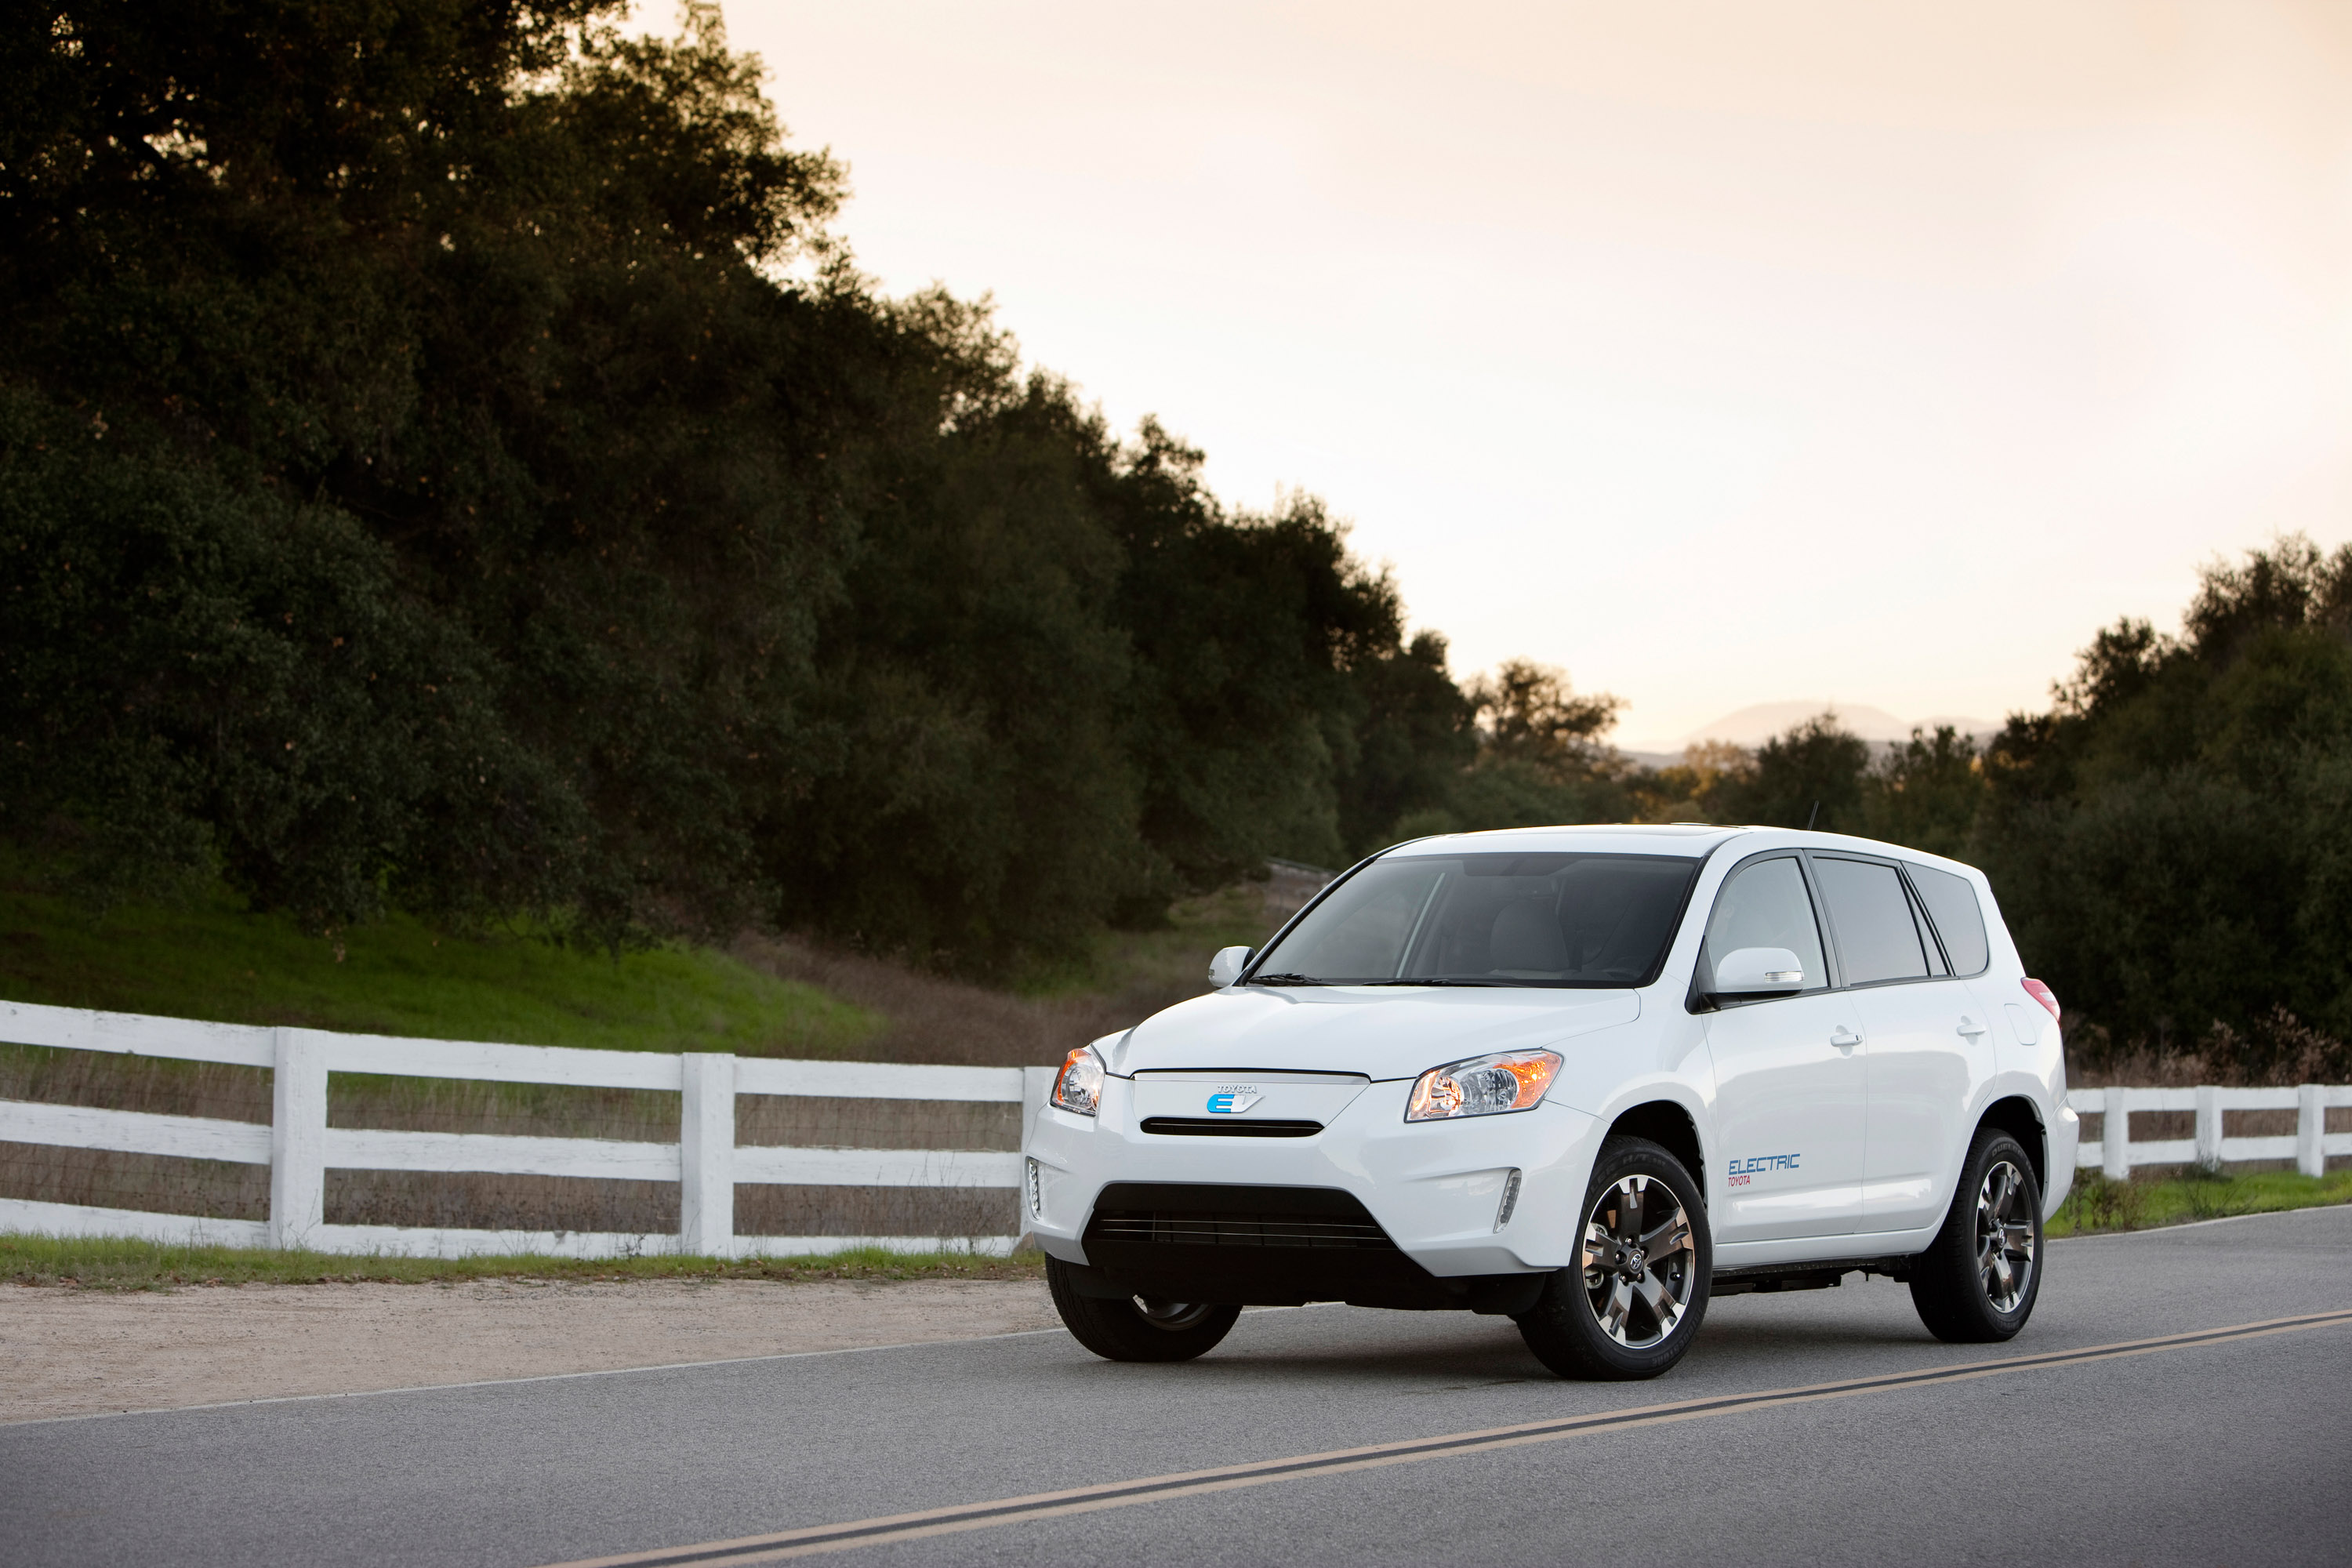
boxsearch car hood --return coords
[1105,985,1643,1082]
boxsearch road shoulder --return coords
[0,1276,1056,1424]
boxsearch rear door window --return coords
[1812,857,1930,985]
[1905,863,1991,975]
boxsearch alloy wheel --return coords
[1134,1298,1219,1331]
[1975,1160,2037,1313]
[1581,1174,1696,1348]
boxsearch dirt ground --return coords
[0,1276,1058,1425]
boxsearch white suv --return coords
[1024,826,2075,1379]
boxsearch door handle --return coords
[1830,1027,1861,1049]
[1958,1016,1987,1038]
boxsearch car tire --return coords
[1046,1258,1243,1363]
[1907,1129,2042,1344]
[1516,1136,1712,1381]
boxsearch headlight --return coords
[1050,1046,1105,1117]
[1405,1049,1562,1122]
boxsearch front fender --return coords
[1531,1011,1715,1212]
[1545,1008,1711,1120]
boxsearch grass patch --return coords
[0,858,877,1057]
[1011,882,1280,1000]
[20,1169,2343,1288]
[0,1232,1046,1290]
[2049,1167,2352,1237]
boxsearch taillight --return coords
[2021,978,2060,1021]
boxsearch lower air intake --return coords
[1083,1183,1397,1251]
[1073,1183,1535,1312]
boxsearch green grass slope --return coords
[2048,1167,2352,1237]
[0,866,877,1057]
[9,1172,2348,1290]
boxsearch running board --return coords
[1712,1254,1918,1294]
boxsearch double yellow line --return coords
[547,1308,2352,1566]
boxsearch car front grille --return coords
[1138,1116,1323,1138]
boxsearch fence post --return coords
[2101,1088,2132,1181]
[1019,1065,1056,1156]
[2299,1083,2327,1179]
[268,1025,326,1249]
[680,1052,735,1258]
[2194,1085,2222,1169]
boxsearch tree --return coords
[1862,726,1985,860]
[1466,659,1624,775]
[1629,740,1753,823]
[1334,631,1477,855]
[0,0,1468,965]
[757,369,1144,962]
[1980,535,2352,1065]
[1388,659,1632,838]
[1719,713,1869,830]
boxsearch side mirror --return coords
[1713,946,1806,996]
[1207,946,1254,989]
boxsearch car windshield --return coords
[1250,852,1700,987]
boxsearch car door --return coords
[1906,860,2021,1072]
[1811,854,1994,1235]
[1698,854,1869,1243]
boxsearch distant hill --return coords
[1667,702,1995,750]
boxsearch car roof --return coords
[1378,824,1984,878]
[1382,824,1746,860]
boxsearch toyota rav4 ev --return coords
[1023,825,2074,1379]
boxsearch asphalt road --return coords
[9,1205,2351,1568]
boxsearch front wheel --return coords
[1516,1136,1712,1380]
[1046,1258,1242,1363]
[1907,1130,2042,1343]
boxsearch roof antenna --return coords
[1805,800,1820,830]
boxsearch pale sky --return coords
[718,0,2352,749]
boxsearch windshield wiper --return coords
[1247,972,1327,985]
[1361,978,1522,987]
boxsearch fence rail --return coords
[2067,1083,2351,1180]
[0,998,1053,1259]
[2,997,2346,1258]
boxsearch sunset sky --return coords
[719,0,2352,748]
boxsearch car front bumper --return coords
[1024,1073,1602,1287]
[2045,1102,2081,1218]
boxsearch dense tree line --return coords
[1643,539,2352,1076]
[5,3,2341,1074]
[1418,543,2352,1074]
[1978,539,2352,1074]
[0,1,1470,962]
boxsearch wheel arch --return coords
[1977,1094,2048,1194]
[1606,1098,1707,1193]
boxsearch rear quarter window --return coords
[1905,862,1991,975]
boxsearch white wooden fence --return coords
[3,998,2347,1258]
[2069,1083,2350,1181]
[0,999,1055,1259]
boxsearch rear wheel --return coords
[1908,1130,2042,1343]
[1046,1257,1242,1363]
[1516,1136,1711,1380]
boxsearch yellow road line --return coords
[543,1307,2352,1567]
